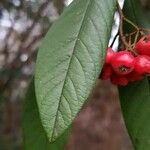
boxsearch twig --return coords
[123,17,139,30]
[140,28,150,33]
[117,3,129,49]
[125,31,137,37]
[133,31,139,49]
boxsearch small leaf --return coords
[119,0,150,149]
[23,81,70,150]
[35,0,117,141]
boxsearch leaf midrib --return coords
[50,0,92,141]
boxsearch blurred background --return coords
[0,0,149,149]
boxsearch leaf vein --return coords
[50,0,92,141]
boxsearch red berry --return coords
[111,75,128,86]
[134,55,150,74]
[100,65,113,80]
[111,51,135,75]
[135,35,150,56]
[127,71,144,82]
[105,47,115,64]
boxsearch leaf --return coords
[35,0,117,142]
[23,81,70,150]
[123,0,150,28]
[119,78,150,150]
[119,0,150,149]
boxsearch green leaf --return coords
[35,0,117,142]
[119,0,150,149]
[23,81,70,150]
[123,0,150,28]
[119,78,150,150]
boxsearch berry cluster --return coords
[100,35,150,86]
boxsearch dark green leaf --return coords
[23,81,70,150]
[35,0,117,141]
[119,78,150,150]
[119,0,150,149]
[123,0,150,28]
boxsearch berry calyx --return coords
[100,65,113,80]
[111,51,135,75]
[134,55,150,74]
[135,36,150,56]
[105,47,115,64]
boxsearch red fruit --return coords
[127,71,144,82]
[111,75,128,86]
[135,35,150,56]
[111,51,135,75]
[100,65,113,80]
[134,55,150,74]
[105,47,115,64]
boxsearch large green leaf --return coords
[35,0,117,142]
[23,81,70,150]
[119,0,150,149]
[119,78,150,150]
